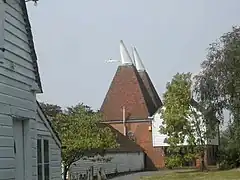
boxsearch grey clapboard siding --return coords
[0,0,37,117]
[0,1,4,50]
[36,109,62,180]
[0,168,15,180]
[31,119,37,180]
[0,1,61,179]
[0,1,40,180]
[3,1,36,87]
[50,140,62,180]
[0,114,15,179]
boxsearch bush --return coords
[165,155,183,169]
[218,123,240,169]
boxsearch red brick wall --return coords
[109,122,218,170]
[109,122,219,170]
[109,122,165,169]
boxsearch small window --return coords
[37,139,50,180]
[163,138,168,144]
[127,131,135,141]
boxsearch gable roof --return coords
[102,123,143,153]
[101,64,156,121]
[36,101,61,147]
[21,0,42,92]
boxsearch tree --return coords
[194,26,240,168]
[160,73,216,170]
[39,102,62,119]
[52,104,118,180]
[194,26,240,123]
[160,73,192,168]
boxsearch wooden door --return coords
[13,120,25,180]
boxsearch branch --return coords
[190,98,220,123]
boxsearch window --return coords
[127,131,136,141]
[163,138,168,144]
[37,139,50,180]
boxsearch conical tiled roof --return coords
[100,41,156,121]
[133,47,162,109]
[138,71,162,108]
[100,64,156,121]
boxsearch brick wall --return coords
[109,121,165,169]
[110,122,219,170]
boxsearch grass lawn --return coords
[141,170,240,180]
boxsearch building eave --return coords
[21,0,43,93]
[36,101,61,147]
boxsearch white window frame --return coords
[37,137,50,180]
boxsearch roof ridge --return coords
[133,66,157,116]
[120,40,133,65]
[133,47,146,72]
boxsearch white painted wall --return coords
[69,152,144,177]
[152,112,168,147]
[152,107,219,147]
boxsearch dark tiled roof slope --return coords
[138,71,162,109]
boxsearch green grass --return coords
[141,170,240,180]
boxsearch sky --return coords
[27,0,240,110]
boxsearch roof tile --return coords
[101,65,157,121]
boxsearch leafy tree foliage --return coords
[161,73,214,170]
[40,102,118,180]
[39,102,62,119]
[218,123,238,169]
[194,26,240,121]
[194,26,240,168]
[218,120,240,169]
